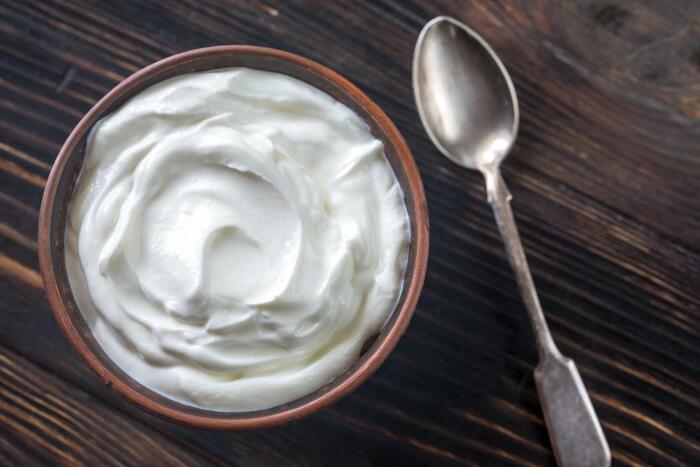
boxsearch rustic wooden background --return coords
[1,0,699,465]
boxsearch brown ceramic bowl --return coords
[38,45,428,429]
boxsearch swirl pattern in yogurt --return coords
[65,68,409,411]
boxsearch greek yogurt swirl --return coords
[65,68,409,411]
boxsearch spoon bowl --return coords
[413,16,519,170]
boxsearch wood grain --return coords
[0,0,698,465]
[0,345,221,466]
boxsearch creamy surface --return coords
[66,68,409,411]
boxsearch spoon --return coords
[413,16,610,467]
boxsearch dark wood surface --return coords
[1,0,698,465]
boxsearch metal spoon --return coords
[413,16,610,467]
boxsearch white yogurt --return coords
[65,68,409,411]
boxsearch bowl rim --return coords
[38,45,429,430]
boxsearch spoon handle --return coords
[483,166,610,467]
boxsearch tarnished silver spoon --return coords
[413,16,610,467]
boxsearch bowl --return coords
[38,45,429,429]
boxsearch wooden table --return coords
[1,1,698,465]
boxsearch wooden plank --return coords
[0,0,698,465]
[0,344,223,466]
